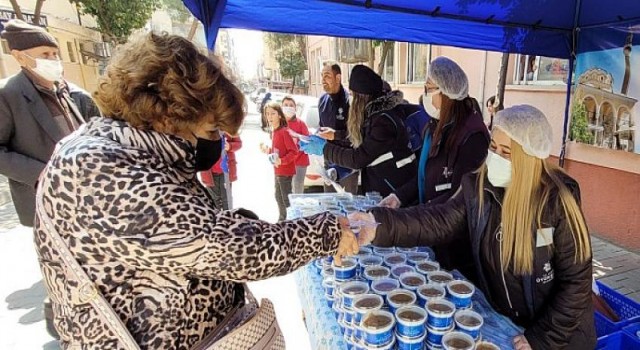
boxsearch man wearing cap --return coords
[0,19,99,227]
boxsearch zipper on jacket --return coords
[496,223,515,313]
[486,188,516,316]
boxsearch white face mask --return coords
[422,89,440,120]
[486,151,512,187]
[27,55,64,82]
[282,106,296,118]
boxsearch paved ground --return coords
[0,108,637,349]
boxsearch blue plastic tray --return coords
[595,281,640,338]
[596,331,640,350]
[622,322,640,340]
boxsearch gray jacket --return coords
[0,71,98,226]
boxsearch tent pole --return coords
[559,55,575,168]
[560,0,582,168]
[495,53,509,112]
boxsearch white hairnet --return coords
[428,56,469,101]
[493,105,553,159]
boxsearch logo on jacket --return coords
[337,108,344,120]
[537,261,554,284]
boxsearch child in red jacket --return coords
[260,102,299,221]
[199,133,242,210]
[281,96,310,194]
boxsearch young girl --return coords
[262,102,299,221]
[281,96,310,194]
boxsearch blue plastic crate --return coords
[594,281,640,338]
[596,331,640,350]
[622,322,640,340]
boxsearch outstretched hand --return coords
[334,216,359,266]
[513,335,532,350]
[299,135,327,156]
[348,211,378,246]
[378,193,401,208]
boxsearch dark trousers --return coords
[275,175,293,221]
[208,173,229,210]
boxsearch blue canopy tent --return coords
[182,0,640,164]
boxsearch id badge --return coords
[435,183,452,192]
[536,228,554,247]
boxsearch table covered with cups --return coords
[289,193,524,350]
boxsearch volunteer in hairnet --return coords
[352,105,596,350]
[379,56,489,283]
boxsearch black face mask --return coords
[194,137,223,171]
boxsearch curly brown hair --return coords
[93,32,245,136]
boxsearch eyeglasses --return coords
[424,85,440,94]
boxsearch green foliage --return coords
[70,0,162,43]
[265,33,307,88]
[162,0,192,23]
[276,44,306,80]
[569,100,595,144]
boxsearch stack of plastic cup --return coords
[441,331,475,350]
[417,283,446,307]
[352,294,384,342]
[446,280,475,309]
[395,305,427,350]
[360,310,396,349]
[373,246,396,256]
[363,265,391,286]
[406,252,431,266]
[399,272,427,291]
[387,289,417,314]
[454,309,483,340]
[383,252,408,267]
[427,271,454,286]
[425,299,456,348]
[391,264,416,279]
[416,261,440,276]
[371,278,400,306]
[333,258,358,282]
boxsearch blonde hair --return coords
[478,142,591,275]
[347,91,373,148]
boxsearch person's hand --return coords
[259,142,271,154]
[299,135,327,156]
[225,141,231,152]
[379,193,401,208]
[274,157,281,167]
[348,211,377,246]
[334,216,359,266]
[513,335,533,350]
[317,127,335,141]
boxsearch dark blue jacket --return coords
[318,85,350,147]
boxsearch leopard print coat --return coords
[33,118,342,349]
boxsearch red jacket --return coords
[199,135,242,186]
[272,127,298,176]
[287,117,310,167]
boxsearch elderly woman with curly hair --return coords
[33,33,358,350]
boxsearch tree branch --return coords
[187,17,199,41]
[33,0,46,26]
[9,0,24,20]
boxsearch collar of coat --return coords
[364,91,404,117]
[81,117,196,173]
